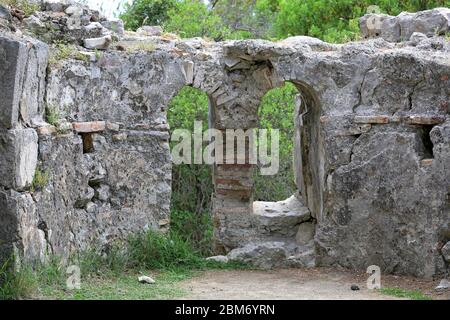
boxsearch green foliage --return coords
[31,167,50,192]
[127,230,205,270]
[212,0,276,38]
[74,52,91,64]
[45,104,60,126]
[0,0,39,16]
[168,86,213,217]
[171,210,214,256]
[273,0,450,43]
[164,0,231,40]
[42,272,190,300]
[120,0,178,31]
[379,287,432,300]
[126,41,156,53]
[254,82,297,201]
[48,41,77,66]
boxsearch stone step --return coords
[227,240,315,269]
[252,195,311,238]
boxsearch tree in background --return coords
[164,0,231,40]
[120,0,177,30]
[273,0,450,43]
[211,0,278,38]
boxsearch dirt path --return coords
[179,268,448,300]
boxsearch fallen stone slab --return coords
[206,255,229,263]
[138,276,156,284]
[253,195,311,238]
[83,35,112,50]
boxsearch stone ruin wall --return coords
[0,2,449,278]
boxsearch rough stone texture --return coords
[0,129,38,190]
[83,35,112,50]
[0,35,48,129]
[361,8,450,42]
[442,242,450,263]
[0,6,449,278]
[228,242,291,269]
[0,190,47,264]
[0,36,27,129]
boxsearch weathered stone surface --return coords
[0,36,27,129]
[287,242,316,268]
[435,279,450,291]
[360,8,450,42]
[228,242,289,269]
[137,26,163,37]
[83,35,112,50]
[0,4,12,22]
[19,39,49,125]
[101,18,124,35]
[296,222,315,246]
[253,195,311,238]
[0,129,38,190]
[442,242,450,263]
[0,190,47,263]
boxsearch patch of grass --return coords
[39,271,190,300]
[48,42,77,66]
[379,287,432,300]
[94,49,103,60]
[0,258,37,300]
[0,0,40,16]
[45,104,60,126]
[1,228,250,300]
[126,41,156,53]
[74,52,91,64]
[31,167,50,192]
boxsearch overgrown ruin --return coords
[0,2,449,279]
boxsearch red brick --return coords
[354,115,389,124]
[72,121,106,133]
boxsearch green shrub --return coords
[170,210,214,256]
[254,82,297,201]
[48,42,77,67]
[163,0,232,40]
[31,167,50,192]
[120,0,178,31]
[127,230,202,270]
[0,0,39,16]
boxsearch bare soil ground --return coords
[179,268,449,300]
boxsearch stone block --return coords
[0,36,27,129]
[0,129,38,190]
[442,241,450,263]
